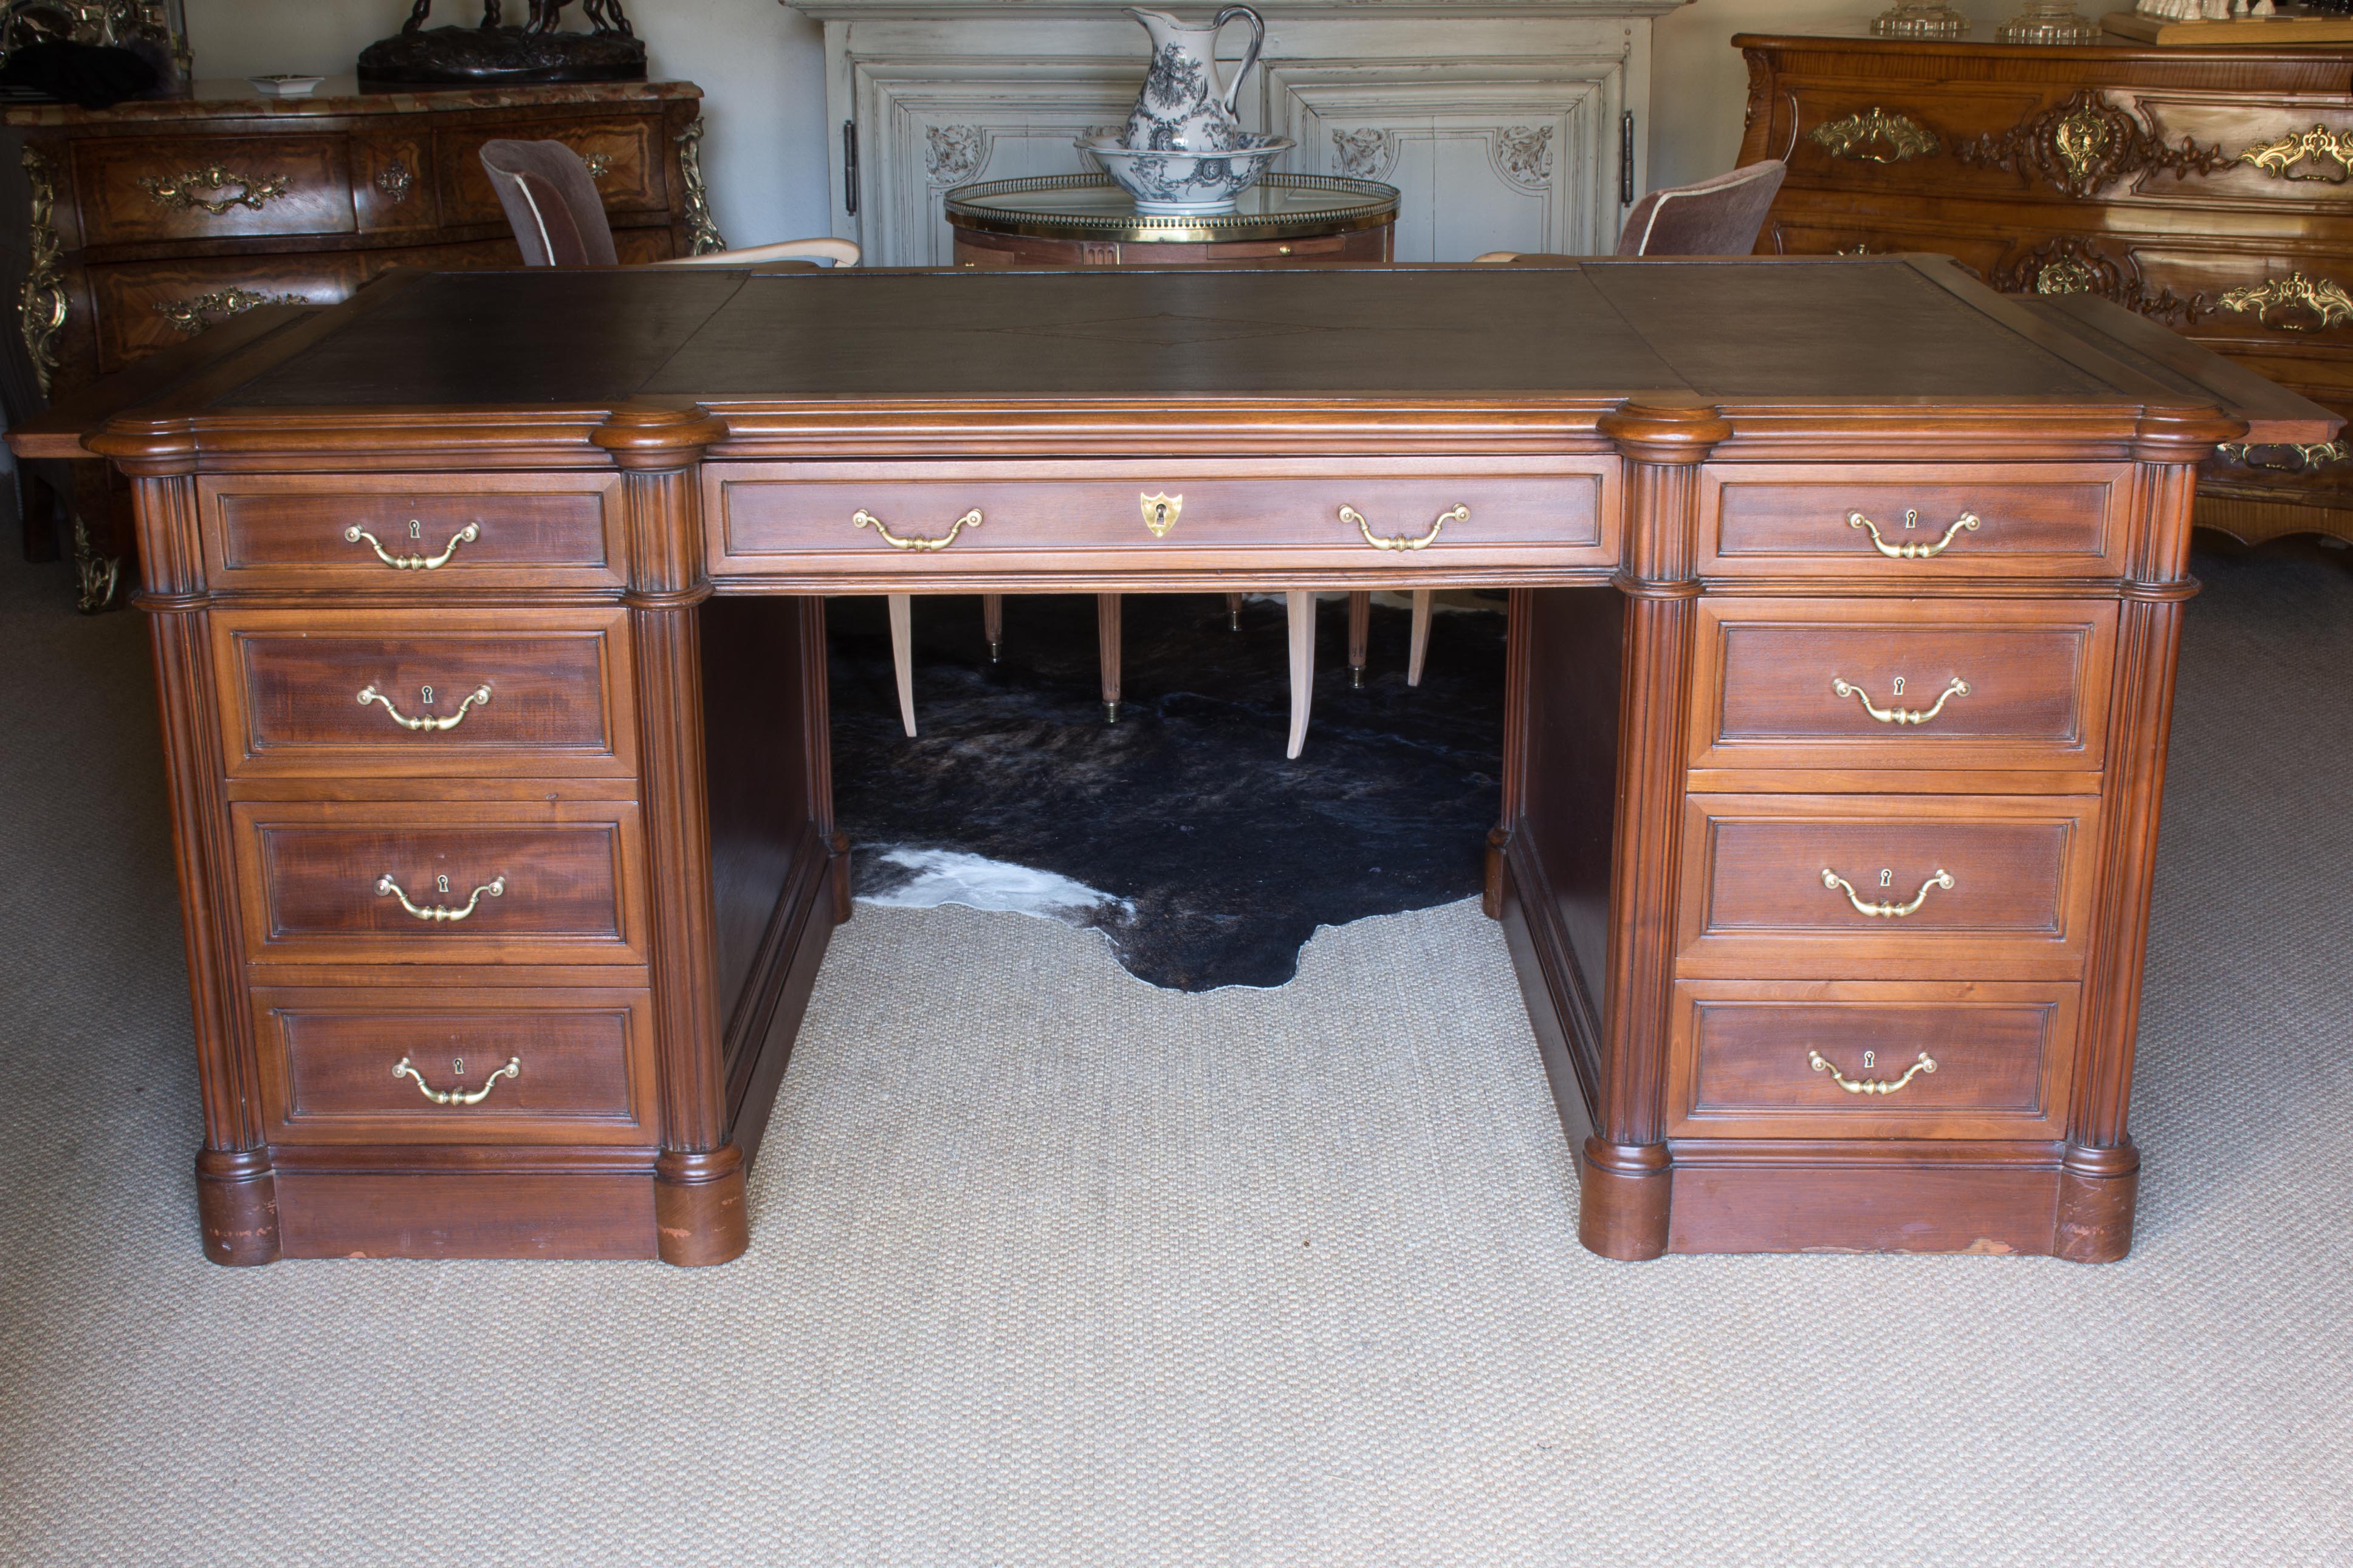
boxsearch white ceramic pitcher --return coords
[1118,6,1266,153]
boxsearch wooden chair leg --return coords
[1097,591,1122,722]
[887,592,917,738]
[1285,589,1314,759]
[1225,591,1244,631]
[981,592,1003,663]
[1408,589,1433,687]
[1347,590,1370,689]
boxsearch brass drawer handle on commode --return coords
[391,1055,519,1107]
[345,520,478,570]
[376,873,504,922]
[1821,866,1952,919]
[1830,675,1968,726]
[357,683,490,733]
[1808,1049,1937,1096]
[853,506,982,551]
[1849,508,1978,560]
[1342,502,1467,551]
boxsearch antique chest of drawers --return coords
[1736,29,2353,549]
[2,76,720,608]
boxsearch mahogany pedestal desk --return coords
[32,258,2335,1267]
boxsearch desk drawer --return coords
[1700,464,2129,580]
[1675,793,2099,979]
[252,986,656,1146]
[198,473,625,593]
[707,458,1616,581]
[1691,597,2118,778]
[212,608,636,779]
[1668,980,2077,1140]
[232,800,647,965]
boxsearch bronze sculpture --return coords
[362,0,643,85]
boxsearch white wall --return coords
[184,0,834,244]
[1649,0,2013,190]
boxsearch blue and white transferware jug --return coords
[1119,5,1265,153]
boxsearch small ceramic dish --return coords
[247,74,325,97]
[1077,134,1294,216]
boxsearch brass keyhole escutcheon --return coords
[1141,492,1182,537]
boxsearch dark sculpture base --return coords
[357,26,647,87]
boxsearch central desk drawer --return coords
[230,800,647,965]
[1667,979,2078,1141]
[212,608,636,779]
[1676,793,2100,979]
[198,473,625,593]
[1691,597,2118,778]
[706,458,1616,580]
[1699,463,2131,580]
[251,986,657,1146]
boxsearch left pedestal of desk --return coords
[101,437,840,1265]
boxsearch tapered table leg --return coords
[1347,591,1370,688]
[1226,592,1244,631]
[887,592,916,738]
[1408,589,1432,686]
[981,593,1003,663]
[1286,589,1314,758]
[1097,592,1122,722]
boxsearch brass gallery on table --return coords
[22,257,2336,1268]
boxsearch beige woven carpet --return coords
[2,544,2349,1567]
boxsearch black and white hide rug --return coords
[824,591,1506,991]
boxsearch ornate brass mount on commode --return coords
[1808,1049,1938,1095]
[1957,90,2229,200]
[2238,125,2353,186]
[159,286,308,336]
[2216,273,2353,334]
[1822,867,1953,919]
[1807,108,1939,165]
[139,165,292,214]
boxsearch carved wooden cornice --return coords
[1957,89,2230,199]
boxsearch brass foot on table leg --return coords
[70,517,121,615]
[989,642,1001,663]
[1350,666,1364,690]
[1104,701,1120,724]
[1226,591,1243,631]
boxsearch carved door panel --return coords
[1266,65,1622,261]
[854,67,1136,265]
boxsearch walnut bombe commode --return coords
[36,257,2337,1267]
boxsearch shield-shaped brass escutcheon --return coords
[1141,492,1181,537]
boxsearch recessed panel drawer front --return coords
[1693,598,2118,776]
[232,801,647,965]
[1677,793,2100,979]
[1700,464,2130,580]
[1668,980,2078,1140]
[198,474,625,593]
[213,608,636,779]
[252,987,656,1145]
[708,458,1616,579]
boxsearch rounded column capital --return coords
[1599,399,1733,466]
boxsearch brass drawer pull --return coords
[1809,1049,1937,1096]
[2238,125,2353,185]
[357,683,491,732]
[345,521,478,570]
[392,1055,520,1107]
[1849,508,1978,559]
[2216,273,2353,334]
[140,165,291,214]
[1830,675,1968,725]
[376,872,504,922]
[1822,866,1952,918]
[1343,502,1468,551]
[853,506,982,551]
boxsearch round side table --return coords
[943,173,1399,269]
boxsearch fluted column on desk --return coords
[596,405,747,1266]
[1581,401,1732,1262]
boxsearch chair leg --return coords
[1347,590,1370,689]
[1285,589,1314,759]
[1226,592,1244,631]
[887,593,917,738]
[1408,589,1432,687]
[981,593,1003,663]
[1097,592,1122,722]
